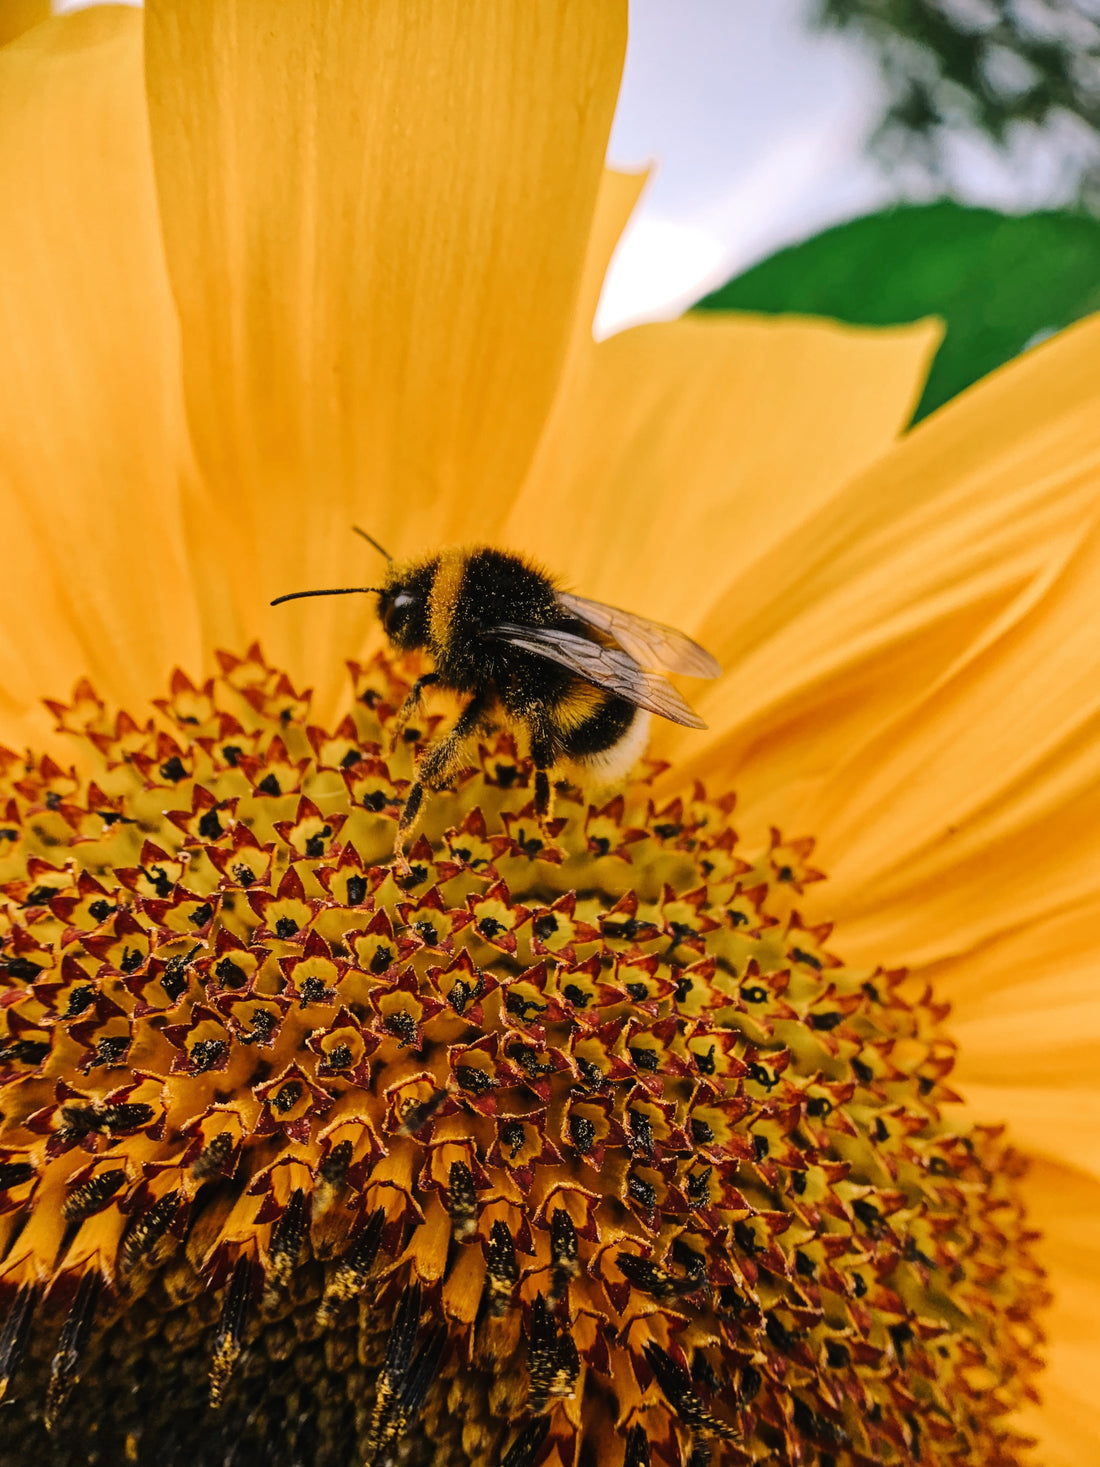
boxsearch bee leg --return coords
[393,691,491,870]
[393,784,425,875]
[529,726,557,831]
[534,769,552,821]
[388,673,441,753]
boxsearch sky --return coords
[599,0,1092,333]
[599,1,891,333]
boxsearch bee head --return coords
[377,559,434,651]
[270,535,437,653]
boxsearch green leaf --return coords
[694,202,1100,421]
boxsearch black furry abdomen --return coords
[556,694,637,760]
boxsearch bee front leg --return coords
[388,673,441,753]
[393,691,491,871]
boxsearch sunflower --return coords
[0,4,1097,1466]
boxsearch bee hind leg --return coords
[393,690,491,871]
[534,768,552,821]
[528,724,558,835]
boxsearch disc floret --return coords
[0,649,1046,1466]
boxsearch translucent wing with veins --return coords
[481,622,708,729]
[556,592,720,678]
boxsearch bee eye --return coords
[383,592,417,637]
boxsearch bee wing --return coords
[482,623,707,729]
[556,592,721,678]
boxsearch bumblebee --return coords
[273,539,719,860]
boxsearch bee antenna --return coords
[352,526,393,561]
[270,586,382,607]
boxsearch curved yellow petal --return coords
[144,0,627,703]
[920,885,1100,1015]
[801,509,1100,971]
[0,8,200,751]
[669,313,1100,853]
[942,902,1100,1181]
[0,0,48,46]
[663,312,1100,1194]
[504,311,941,631]
[560,166,648,394]
[1013,1159,1100,1467]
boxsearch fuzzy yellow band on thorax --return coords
[427,547,468,654]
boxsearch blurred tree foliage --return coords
[813,0,1100,205]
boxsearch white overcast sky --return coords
[599,0,1092,332]
[57,0,1091,333]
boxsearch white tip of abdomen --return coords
[565,709,652,790]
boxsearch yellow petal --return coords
[804,508,1100,970]
[1013,1159,1100,1467]
[0,0,49,46]
[144,0,627,704]
[672,313,1100,858]
[666,312,1100,1193]
[559,166,648,394]
[944,901,1100,1178]
[505,311,941,633]
[964,1082,1100,1192]
[0,8,200,751]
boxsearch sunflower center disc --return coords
[0,649,1045,1466]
